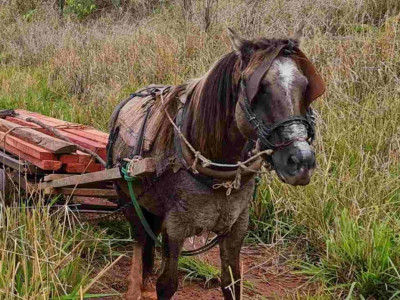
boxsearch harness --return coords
[239,42,317,153]
[108,41,325,256]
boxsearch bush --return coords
[64,0,97,19]
[0,201,117,298]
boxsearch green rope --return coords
[120,162,228,256]
[121,165,162,247]
[253,176,261,200]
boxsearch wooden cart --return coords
[0,109,153,212]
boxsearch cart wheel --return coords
[0,169,13,205]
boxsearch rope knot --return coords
[213,181,234,196]
[191,151,201,174]
[232,165,242,190]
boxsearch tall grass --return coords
[0,200,120,298]
[0,0,400,297]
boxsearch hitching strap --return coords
[121,165,162,246]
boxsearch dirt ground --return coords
[79,198,314,299]
[92,242,314,299]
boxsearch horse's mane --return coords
[160,38,299,157]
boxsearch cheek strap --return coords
[239,79,316,150]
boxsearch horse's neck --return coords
[219,122,247,164]
[186,112,247,164]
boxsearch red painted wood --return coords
[9,113,107,160]
[3,145,62,170]
[0,132,57,160]
[15,110,109,145]
[64,163,103,173]
[60,154,79,164]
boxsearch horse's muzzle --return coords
[272,141,316,186]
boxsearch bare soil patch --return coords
[90,242,314,299]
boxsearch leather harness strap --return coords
[245,45,287,103]
[174,102,262,184]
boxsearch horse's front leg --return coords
[219,207,249,300]
[156,221,185,300]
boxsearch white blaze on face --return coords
[272,57,298,114]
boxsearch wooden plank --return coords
[44,174,73,182]
[0,152,46,175]
[77,151,92,164]
[63,128,108,145]
[0,151,26,170]
[128,158,156,176]
[64,163,103,173]
[58,133,106,159]
[49,188,118,198]
[6,116,45,131]
[60,153,79,164]
[38,167,122,190]
[10,115,107,160]
[59,151,93,164]
[0,132,58,160]
[4,145,62,170]
[73,197,117,207]
[15,110,109,145]
[0,118,77,154]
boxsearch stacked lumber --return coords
[0,110,109,173]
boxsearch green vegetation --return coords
[0,200,121,298]
[64,0,97,19]
[0,0,399,298]
[178,257,220,286]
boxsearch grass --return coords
[300,210,400,298]
[178,256,220,286]
[0,199,122,298]
[0,0,400,298]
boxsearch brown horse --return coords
[109,28,324,300]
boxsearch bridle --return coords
[173,41,324,182]
[238,43,316,152]
[239,79,316,151]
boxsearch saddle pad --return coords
[116,85,170,153]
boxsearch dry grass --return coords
[0,0,400,298]
[0,197,123,298]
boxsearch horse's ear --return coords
[227,28,244,55]
[292,23,305,44]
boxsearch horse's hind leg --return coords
[219,207,249,300]
[142,213,162,297]
[156,226,185,300]
[121,200,160,300]
[126,241,144,300]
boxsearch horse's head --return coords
[229,28,325,186]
